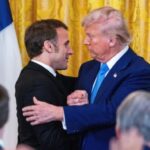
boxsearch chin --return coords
[58,66,67,70]
[90,54,97,60]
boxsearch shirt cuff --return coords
[62,112,67,130]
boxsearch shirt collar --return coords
[31,59,56,77]
[106,45,129,70]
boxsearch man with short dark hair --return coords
[15,19,77,150]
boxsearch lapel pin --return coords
[113,73,117,78]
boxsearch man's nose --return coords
[68,48,73,55]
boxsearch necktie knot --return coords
[100,63,109,75]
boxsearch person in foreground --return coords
[110,91,150,150]
[15,19,78,150]
[0,85,9,150]
[23,6,150,150]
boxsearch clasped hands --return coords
[22,90,88,125]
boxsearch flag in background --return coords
[0,0,22,149]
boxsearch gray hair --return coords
[82,6,131,45]
[117,91,150,142]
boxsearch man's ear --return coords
[108,36,116,47]
[43,40,55,53]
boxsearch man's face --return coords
[84,23,112,63]
[52,27,73,70]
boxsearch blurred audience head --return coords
[116,91,150,146]
[0,85,9,129]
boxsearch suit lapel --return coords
[26,61,68,96]
[94,48,137,104]
[85,61,100,98]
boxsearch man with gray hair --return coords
[22,6,150,150]
[110,91,150,150]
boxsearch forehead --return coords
[56,27,68,39]
[84,23,101,34]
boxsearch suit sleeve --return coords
[64,70,150,134]
[22,80,69,150]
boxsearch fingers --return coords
[67,90,89,106]
[22,105,36,112]
[27,117,40,125]
[26,115,37,122]
[22,97,45,114]
[23,109,43,125]
[23,109,36,117]
[33,96,42,105]
[30,120,40,126]
[71,101,88,106]
[22,96,41,112]
[22,111,40,125]
[22,97,53,125]
[67,98,88,106]
[73,90,87,98]
[67,98,79,105]
[68,90,87,99]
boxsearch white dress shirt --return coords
[31,59,56,77]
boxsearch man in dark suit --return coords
[15,19,77,150]
[110,91,150,150]
[22,6,150,150]
[0,85,9,150]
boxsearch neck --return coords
[103,44,127,63]
[33,55,52,68]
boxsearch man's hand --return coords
[22,97,64,125]
[67,90,89,106]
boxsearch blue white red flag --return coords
[0,0,22,149]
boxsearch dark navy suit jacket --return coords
[64,48,150,150]
[144,145,150,150]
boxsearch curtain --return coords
[9,0,150,77]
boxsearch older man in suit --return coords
[15,19,78,150]
[22,6,150,150]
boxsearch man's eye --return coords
[65,44,69,48]
[88,35,94,40]
[64,41,69,48]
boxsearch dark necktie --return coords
[90,63,109,103]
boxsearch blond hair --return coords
[82,6,131,45]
